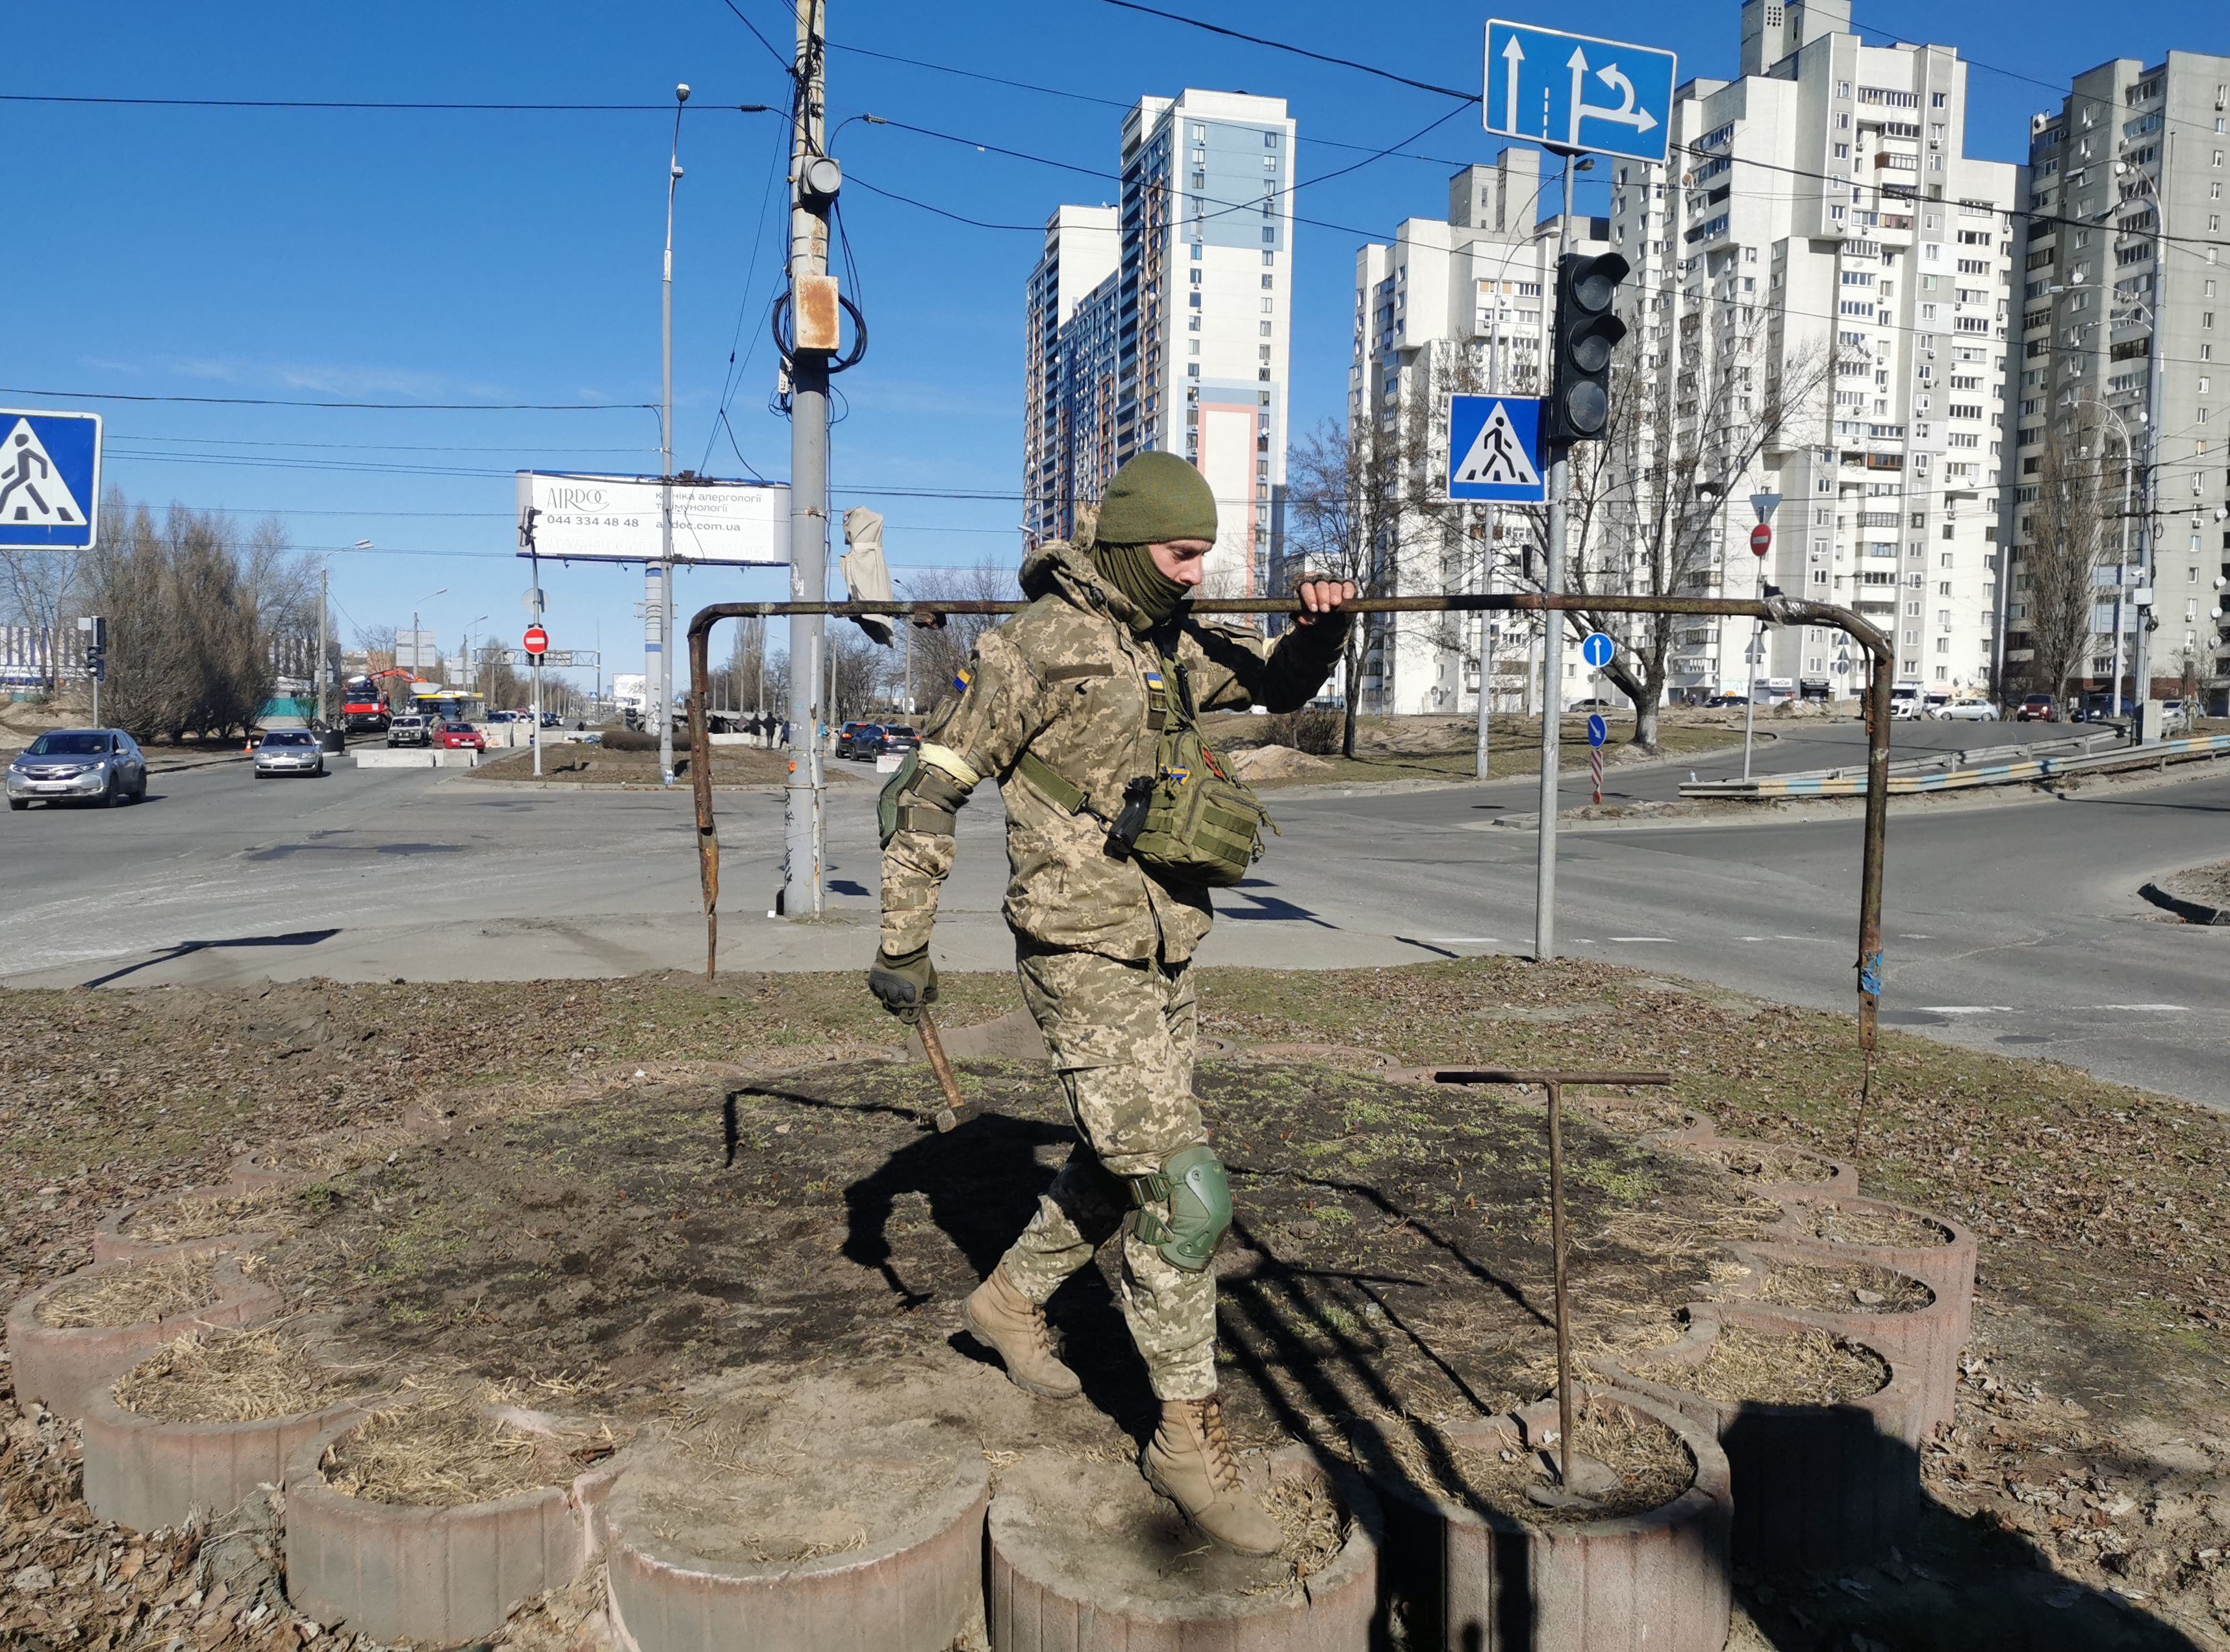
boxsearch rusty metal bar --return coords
[1431,1069,1673,1497]
[917,1010,967,1133]
[686,591,1894,1151]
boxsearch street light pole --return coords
[656,83,688,788]
[411,586,446,710]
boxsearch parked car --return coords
[2016,694,2057,722]
[386,714,435,747]
[485,710,517,726]
[6,728,149,809]
[1702,693,1749,708]
[437,722,487,752]
[2161,699,2194,735]
[253,729,325,778]
[1564,697,1623,715]
[878,724,921,756]
[837,722,885,759]
[1929,699,2000,721]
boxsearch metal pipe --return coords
[686,591,1896,1150]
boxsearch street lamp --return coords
[464,615,488,704]
[411,587,447,693]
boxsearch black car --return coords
[837,722,885,760]
[878,724,921,756]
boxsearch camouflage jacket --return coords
[879,539,1350,963]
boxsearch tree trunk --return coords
[1340,629,1362,757]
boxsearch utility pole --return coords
[1475,302,1502,780]
[656,83,689,787]
[1534,152,1577,963]
[783,0,835,919]
[316,563,330,730]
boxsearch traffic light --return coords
[1546,251,1632,445]
[84,645,105,682]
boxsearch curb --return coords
[6,1258,281,1419]
[987,1446,1377,1652]
[1597,1307,1922,1572]
[603,1444,989,1652]
[282,1413,620,1646]
[1356,1386,1731,1652]
[81,1382,362,1533]
[2140,880,2230,926]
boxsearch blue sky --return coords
[6,0,2217,689]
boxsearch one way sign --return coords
[1484,20,1677,166]
[1445,395,1546,503]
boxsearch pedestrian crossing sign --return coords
[0,410,102,549]
[1445,395,1545,503]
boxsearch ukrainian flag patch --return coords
[1163,765,1191,785]
[952,667,972,693]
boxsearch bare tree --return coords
[1284,419,1402,756]
[899,557,1021,727]
[2016,416,2109,709]
[0,545,76,696]
[1508,322,1835,749]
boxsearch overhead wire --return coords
[1094,0,1475,103]
[0,92,770,113]
[1,386,656,412]
[711,0,800,80]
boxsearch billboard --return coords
[516,473,791,566]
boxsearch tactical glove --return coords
[868,946,939,1023]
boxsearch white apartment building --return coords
[1024,90,1296,596]
[1350,149,1610,714]
[2014,49,2230,711]
[1610,0,2019,700]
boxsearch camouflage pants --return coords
[996,945,1218,1401]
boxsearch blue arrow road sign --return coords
[1588,714,1608,748]
[1484,21,1677,166]
[1580,630,1616,670]
[0,410,102,550]
[1446,394,1546,503]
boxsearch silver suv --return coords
[6,729,149,809]
[385,714,435,748]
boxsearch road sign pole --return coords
[1534,154,1577,965]
[533,658,543,778]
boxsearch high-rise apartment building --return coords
[2012,49,2230,711]
[1610,0,2020,701]
[1350,151,1610,713]
[1024,90,1295,594]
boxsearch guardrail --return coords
[1681,733,2230,799]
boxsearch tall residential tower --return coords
[1024,90,1295,593]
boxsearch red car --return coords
[437,721,487,752]
[2016,694,2057,723]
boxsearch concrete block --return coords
[8,1258,281,1420]
[81,1382,361,1533]
[352,750,438,769]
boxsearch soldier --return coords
[867,451,1355,1553]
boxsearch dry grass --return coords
[323,1394,574,1506]
[1706,1142,1835,1184]
[1792,1206,1953,1249]
[119,1186,292,1244]
[112,1325,360,1423]
[1755,1262,1934,1315]
[36,1258,217,1328]
[1241,1473,1350,1596]
[1635,1326,1889,1406]
[1397,1399,1695,1527]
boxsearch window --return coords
[1265,131,1278,147]
[1261,274,1274,290]
[1262,251,1276,266]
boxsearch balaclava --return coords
[1090,452,1217,630]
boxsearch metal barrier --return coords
[687,592,1898,1152]
[1683,732,2230,800]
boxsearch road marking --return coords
[1607,936,1675,943]
[1425,937,1504,945]
[1921,1006,2014,1015]
[2088,1003,2188,1013]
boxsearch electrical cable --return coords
[1,386,655,411]
[0,92,772,114]
[1095,0,1475,103]
[711,0,799,80]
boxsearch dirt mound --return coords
[1224,744,1334,782]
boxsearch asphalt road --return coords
[5,726,2224,1109]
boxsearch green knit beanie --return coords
[1095,451,1217,546]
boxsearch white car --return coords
[1928,700,1999,721]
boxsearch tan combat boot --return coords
[962,1266,1082,1399]
[1141,1394,1284,1555]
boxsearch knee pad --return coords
[1127,1145,1232,1273]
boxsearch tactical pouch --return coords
[1124,663,1274,888]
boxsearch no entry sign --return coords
[1750,524,1772,557]
[524,626,549,656]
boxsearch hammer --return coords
[917,1009,967,1132]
